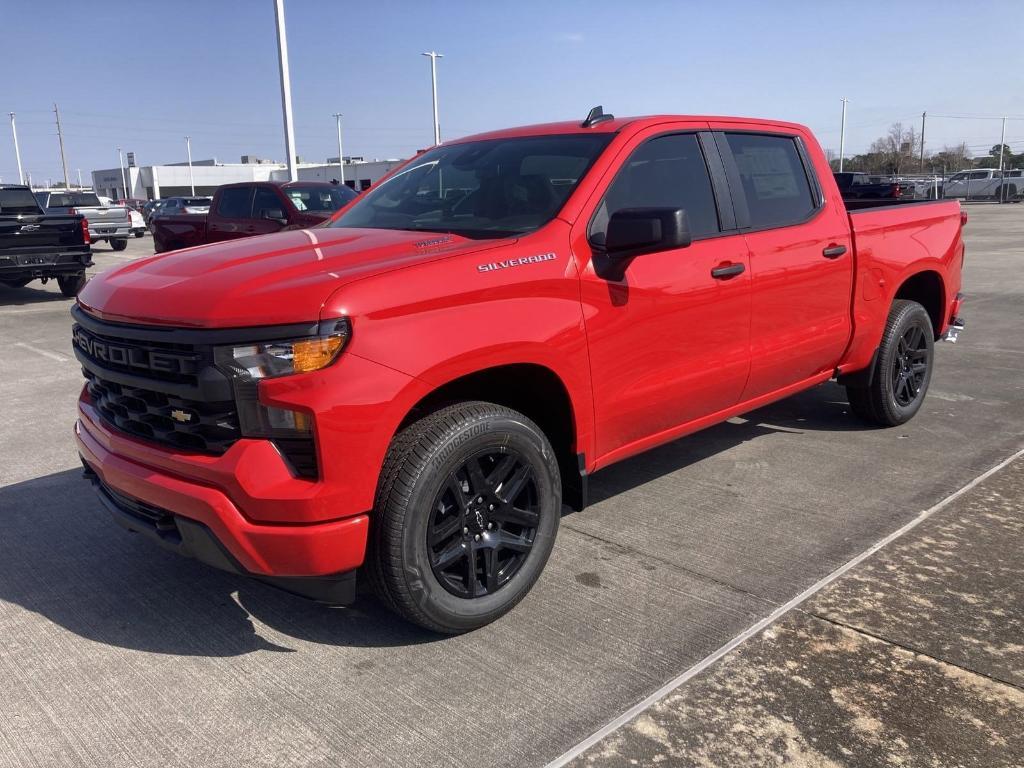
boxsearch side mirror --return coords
[605,208,691,258]
[261,208,288,224]
[595,207,691,280]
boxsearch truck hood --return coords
[78,227,509,328]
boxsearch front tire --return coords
[846,300,934,427]
[58,273,87,297]
[367,402,561,634]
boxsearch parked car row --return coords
[834,169,1022,202]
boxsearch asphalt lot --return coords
[1,208,1022,767]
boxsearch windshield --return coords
[286,185,355,212]
[330,133,613,238]
[0,188,43,215]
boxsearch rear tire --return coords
[58,273,86,297]
[111,239,129,251]
[367,401,561,634]
[846,300,934,427]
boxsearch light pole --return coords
[9,113,24,184]
[77,168,83,189]
[117,147,128,199]
[185,135,195,195]
[332,113,345,185]
[274,0,298,181]
[919,111,926,172]
[422,51,443,145]
[838,97,848,172]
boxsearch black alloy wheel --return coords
[890,324,929,407]
[427,449,540,598]
[846,299,934,427]
[367,401,561,634]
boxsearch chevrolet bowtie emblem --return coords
[170,409,193,423]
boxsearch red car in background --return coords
[151,181,356,252]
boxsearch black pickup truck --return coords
[833,172,904,199]
[0,185,93,296]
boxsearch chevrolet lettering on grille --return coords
[72,327,195,375]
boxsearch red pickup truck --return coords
[151,180,356,252]
[73,109,965,633]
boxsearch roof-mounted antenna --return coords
[581,105,614,128]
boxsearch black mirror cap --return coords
[605,207,691,259]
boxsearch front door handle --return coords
[823,244,847,259]
[711,263,745,279]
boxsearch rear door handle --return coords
[823,245,847,259]
[711,263,745,279]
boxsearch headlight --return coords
[213,318,351,444]
[219,319,350,380]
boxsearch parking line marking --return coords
[14,342,69,363]
[544,445,1024,768]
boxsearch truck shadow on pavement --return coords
[0,383,867,657]
[584,381,871,507]
[0,284,75,306]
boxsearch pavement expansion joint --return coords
[800,609,1024,695]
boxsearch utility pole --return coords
[117,147,128,199]
[185,136,195,195]
[77,168,83,188]
[53,103,71,190]
[998,116,1007,202]
[838,97,848,172]
[919,111,926,172]
[332,113,345,184]
[274,0,298,181]
[9,112,24,184]
[422,51,443,145]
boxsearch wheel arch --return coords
[397,362,587,510]
[893,269,945,339]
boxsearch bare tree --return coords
[870,122,919,175]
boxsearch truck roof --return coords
[451,114,810,144]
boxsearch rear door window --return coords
[216,187,254,218]
[590,133,721,242]
[723,133,818,229]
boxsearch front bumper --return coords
[75,405,369,603]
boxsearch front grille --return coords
[85,369,240,454]
[72,325,203,387]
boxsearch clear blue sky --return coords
[3,0,1023,183]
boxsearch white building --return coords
[91,157,405,200]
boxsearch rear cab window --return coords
[722,132,819,230]
[0,188,44,215]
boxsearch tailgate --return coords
[80,206,131,224]
[0,214,85,252]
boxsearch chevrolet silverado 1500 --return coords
[73,109,965,633]
[1,184,92,295]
